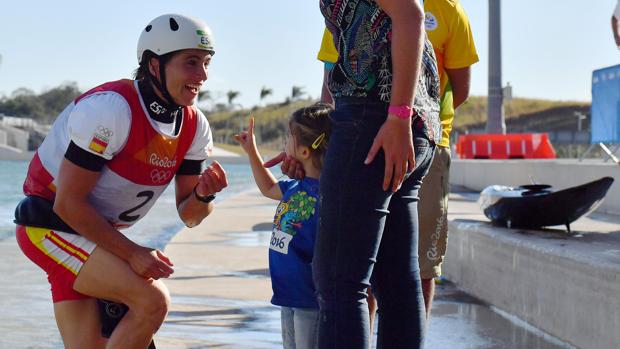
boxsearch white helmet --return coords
[137,14,215,63]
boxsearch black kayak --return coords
[478,177,614,232]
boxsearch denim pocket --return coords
[412,137,435,179]
[414,137,431,152]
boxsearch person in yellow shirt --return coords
[318,0,479,320]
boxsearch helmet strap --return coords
[146,55,181,110]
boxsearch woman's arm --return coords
[377,0,425,108]
[54,158,174,279]
[175,161,228,227]
[365,0,425,192]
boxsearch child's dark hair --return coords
[289,102,332,170]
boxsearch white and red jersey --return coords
[23,79,213,229]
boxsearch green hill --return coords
[453,96,590,133]
[1,82,591,158]
[208,96,591,152]
[207,99,315,152]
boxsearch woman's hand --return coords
[363,0,424,192]
[364,115,415,192]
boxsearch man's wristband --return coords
[194,185,216,204]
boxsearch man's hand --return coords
[364,115,415,192]
[128,246,174,280]
[195,161,228,197]
[263,152,305,180]
[233,117,258,154]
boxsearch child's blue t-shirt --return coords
[269,177,320,309]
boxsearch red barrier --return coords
[456,133,556,159]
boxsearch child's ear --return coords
[298,145,312,160]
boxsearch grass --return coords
[207,99,315,152]
[454,96,589,131]
[206,96,591,150]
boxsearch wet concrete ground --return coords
[155,280,573,349]
[2,186,605,348]
[155,226,574,349]
[425,281,573,349]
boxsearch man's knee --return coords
[131,283,170,327]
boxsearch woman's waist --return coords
[334,97,388,110]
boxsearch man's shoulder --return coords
[426,0,459,11]
[425,0,464,32]
[426,0,470,21]
[73,90,132,123]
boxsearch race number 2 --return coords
[270,229,292,254]
[118,190,154,222]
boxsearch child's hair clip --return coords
[311,133,326,149]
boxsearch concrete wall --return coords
[444,221,620,349]
[0,144,34,161]
[450,159,620,215]
[0,124,29,151]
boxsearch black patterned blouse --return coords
[320,0,442,142]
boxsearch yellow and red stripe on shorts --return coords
[16,225,97,302]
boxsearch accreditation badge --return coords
[269,229,292,255]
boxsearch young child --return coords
[234,102,331,349]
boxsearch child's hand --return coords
[233,116,257,153]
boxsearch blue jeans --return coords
[313,99,435,349]
[281,307,319,349]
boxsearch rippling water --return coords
[0,159,257,245]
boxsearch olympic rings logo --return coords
[96,125,113,138]
[150,169,172,184]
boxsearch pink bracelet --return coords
[388,105,413,119]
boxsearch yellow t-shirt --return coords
[318,0,478,147]
[317,30,339,65]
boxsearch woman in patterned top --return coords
[312,0,441,348]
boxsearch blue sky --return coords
[1,1,619,108]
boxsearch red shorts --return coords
[16,225,97,303]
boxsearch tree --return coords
[291,86,305,101]
[11,88,35,98]
[0,82,80,123]
[197,90,213,112]
[198,90,211,102]
[227,90,240,108]
[260,86,273,103]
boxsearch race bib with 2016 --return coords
[270,229,292,254]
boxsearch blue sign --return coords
[591,64,620,143]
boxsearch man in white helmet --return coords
[13,14,226,348]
